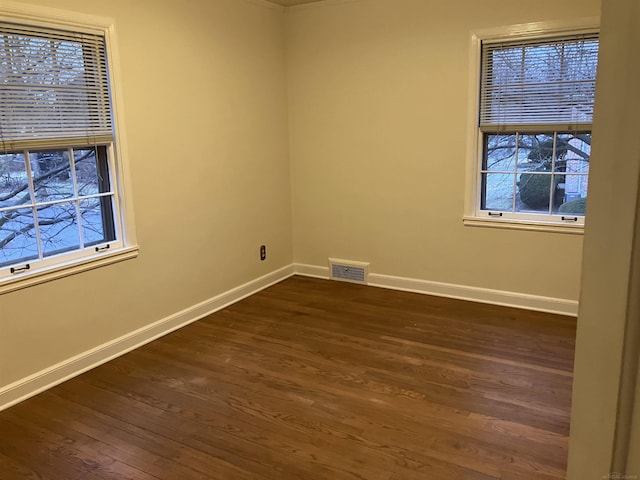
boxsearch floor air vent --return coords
[329,258,369,284]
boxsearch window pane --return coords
[38,202,80,256]
[552,174,567,213]
[563,172,589,200]
[559,133,591,174]
[517,172,553,213]
[484,135,517,171]
[80,197,115,245]
[0,153,31,209]
[0,208,39,267]
[74,148,100,196]
[30,150,73,203]
[555,174,588,215]
[517,134,554,172]
[482,173,514,211]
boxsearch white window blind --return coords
[480,34,599,131]
[0,22,113,151]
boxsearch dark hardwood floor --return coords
[0,276,577,479]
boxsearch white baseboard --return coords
[294,263,578,317]
[1,262,577,412]
[0,264,295,413]
[294,263,331,279]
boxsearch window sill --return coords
[0,246,139,295]
[463,216,584,235]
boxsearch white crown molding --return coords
[282,0,361,11]
[241,0,286,11]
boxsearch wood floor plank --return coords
[0,276,575,479]
[0,450,54,480]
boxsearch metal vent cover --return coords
[329,258,369,284]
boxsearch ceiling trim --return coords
[266,0,329,6]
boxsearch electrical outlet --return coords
[260,245,266,261]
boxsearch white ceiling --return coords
[266,0,328,6]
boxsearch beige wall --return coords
[0,0,293,387]
[285,0,600,300]
[6,0,640,472]
[568,0,640,476]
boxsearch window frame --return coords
[463,18,600,235]
[0,2,138,294]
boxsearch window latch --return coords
[10,264,31,274]
[561,216,578,222]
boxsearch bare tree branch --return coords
[0,210,75,249]
[0,150,94,203]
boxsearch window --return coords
[465,21,599,232]
[0,6,137,292]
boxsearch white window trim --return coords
[463,17,600,235]
[0,2,138,294]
